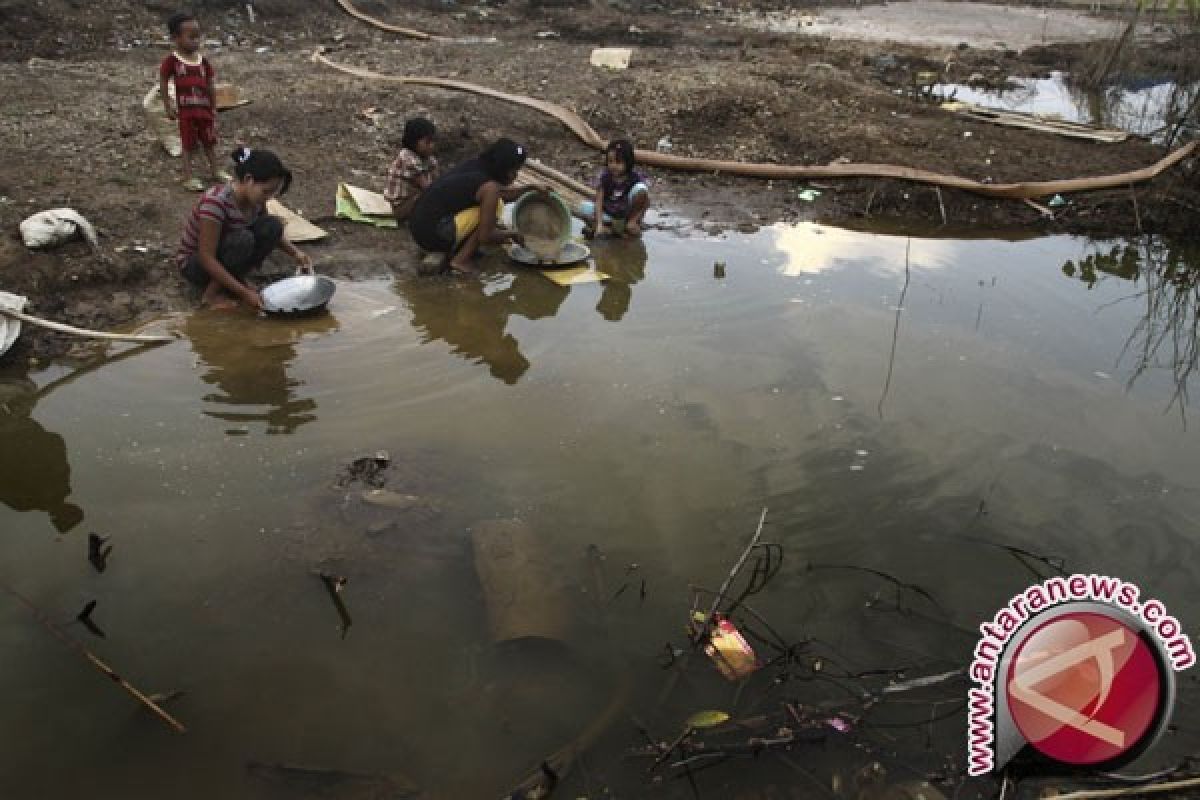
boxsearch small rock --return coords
[367,520,401,537]
[362,489,422,510]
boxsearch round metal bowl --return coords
[260,275,336,316]
[507,241,591,269]
[512,191,573,260]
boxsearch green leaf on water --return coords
[686,710,731,729]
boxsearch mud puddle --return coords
[2,219,1199,796]
[938,70,1200,141]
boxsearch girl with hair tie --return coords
[408,138,546,274]
[175,147,312,309]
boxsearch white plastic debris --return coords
[656,136,673,153]
[143,83,182,157]
[19,209,99,251]
[590,47,632,70]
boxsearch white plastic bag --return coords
[19,209,100,250]
[143,83,182,157]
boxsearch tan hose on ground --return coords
[334,0,448,41]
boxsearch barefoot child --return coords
[408,138,545,274]
[385,117,439,223]
[576,139,650,238]
[176,148,312,309]
[160,12,228,191]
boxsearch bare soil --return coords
[1,0,1197,361]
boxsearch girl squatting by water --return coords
[176,147,312,309]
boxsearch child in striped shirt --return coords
[385,118,439,222]
[176,148,312,309]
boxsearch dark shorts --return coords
[409,215,458,254]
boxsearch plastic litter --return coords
[590,47,632,70]
[686,710,731,730]
[694,612,759,680]
[19,209,99,250]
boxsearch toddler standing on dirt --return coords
[575,139,650,238]
[159,12,229,192]
[385,117,440,223]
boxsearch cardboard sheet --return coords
[267,199,328,243]
[539,266,610,286]
[335,183,397,228]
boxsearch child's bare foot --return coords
[447,258,478,275]
[200,284,238,309]
[437,250,475,275]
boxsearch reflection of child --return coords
[159,12,229,191]
[385,118,439,223]
[576,139,650,238]
[176,148,312,310]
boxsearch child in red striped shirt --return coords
[159,12,228,191]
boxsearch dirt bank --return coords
[1,0,1196,362]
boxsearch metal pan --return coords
[260,275,336,316]
[507,241,591,269]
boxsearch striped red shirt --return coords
[176,184,262,268]
[159,52,214,117]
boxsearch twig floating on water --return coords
[1,580,186,733]
[87,533,112,573]
[76,600,106,639]
[318,572,353,639]
[698,508,770,646]
[1049,774,1200,800]
[880,668,964,695]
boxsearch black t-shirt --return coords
[409,165,491,233]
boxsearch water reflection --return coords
[398,242,650,383]
[592,238,649,322]
[397,273,548,385]
[185,312,337,434]
[935,71,1199,142]
[1064,237,1200,414]
[0,377,83,533]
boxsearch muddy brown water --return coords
[2,220,1199,797]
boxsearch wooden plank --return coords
[941,101,1128,143]
[516,160,590,208]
